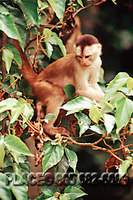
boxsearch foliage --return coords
[0,0,133,200]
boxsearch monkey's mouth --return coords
[81,62,91,67]
[80,58,92,67]
[81,64,88,67]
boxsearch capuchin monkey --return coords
[13,34,104,136]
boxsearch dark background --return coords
[75,0,133,199]
[79,0,133,82]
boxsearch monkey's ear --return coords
[98,43,102,49]
[98,43,102,55]
[74,44,81,56]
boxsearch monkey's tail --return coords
[13,40,37,87]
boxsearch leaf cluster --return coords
[0,135,32,200]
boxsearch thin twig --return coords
[74,0,107,17]
[62,136,123,162]
[74,132,97,139]
[113,144,133,152]
[21,113,49,140]
[39,41,49,57]
[0,75,22,99]
[103,139,113,150]
[0,46,5,52]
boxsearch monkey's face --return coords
[75,43,101,67]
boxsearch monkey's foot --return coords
[54,127,70,136]
[43,126,70,136]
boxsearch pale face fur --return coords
[75,43,102,67]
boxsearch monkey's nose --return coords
[82,58,87,65]
[81,61,87,66]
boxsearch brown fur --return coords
[76,34,99,53]
[13,35,104,136]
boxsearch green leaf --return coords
[23,101,34,121]
[65,148,78,172]
[43,28,52,41]
[10,101,24,124]
[5,4,27,48]
[75,112,91,136]
[10,98,34,124]
[89,107,101,124]
[4,135,33,156]
[109,92,125,107]
[0,5,21,41]
[45,113,56,120]
[47,0,65,23]
[38,1,49,10]
[40,185,60,196]
[60,194,70,200]
[127,78,133,93]
[3,154,13,168]
[103,113,115,134]
[2,48,14,73]
[19,155,30,173]
[49,37,58,45]
[10,175,28,200]
[0,173,12,200]
[119,158,132,179]
[52,46,63,60]
[89,125,105,135]
[111,131,120,143]
[115,97,133,132]
[12,163,21,175]
[42,189,53,198]
[0,135,4,146]
[0,145,5,167]
[15,0,39,27]
[64,186,87,200]
[52,32,66,56]
[0,98,18,113]
[112,0,117,5]
[64,85,75,100]
[55,156,69,177]
[6,44,22,68]
[0,112,8,121]
[61,96,93,115]
[56,156,69,176]
[119,86,133,96]
[100,100,114,113]
[36,193,45,200]
[30,27,40,34]
[77,0,84,7]
[44,113,56,123]
[45,42,53,59]
[11,151,20,164]
[105,72,130,100]
[42,142,64,174]
[10,75,16,89]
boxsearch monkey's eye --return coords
[77,55,82,59]
[85,55,90,58]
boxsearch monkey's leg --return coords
[36,101,45,121]
[43,86,70,136]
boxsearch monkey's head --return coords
[75,34,102,67]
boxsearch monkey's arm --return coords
[75,69,104,102]
[76,83,104,102]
